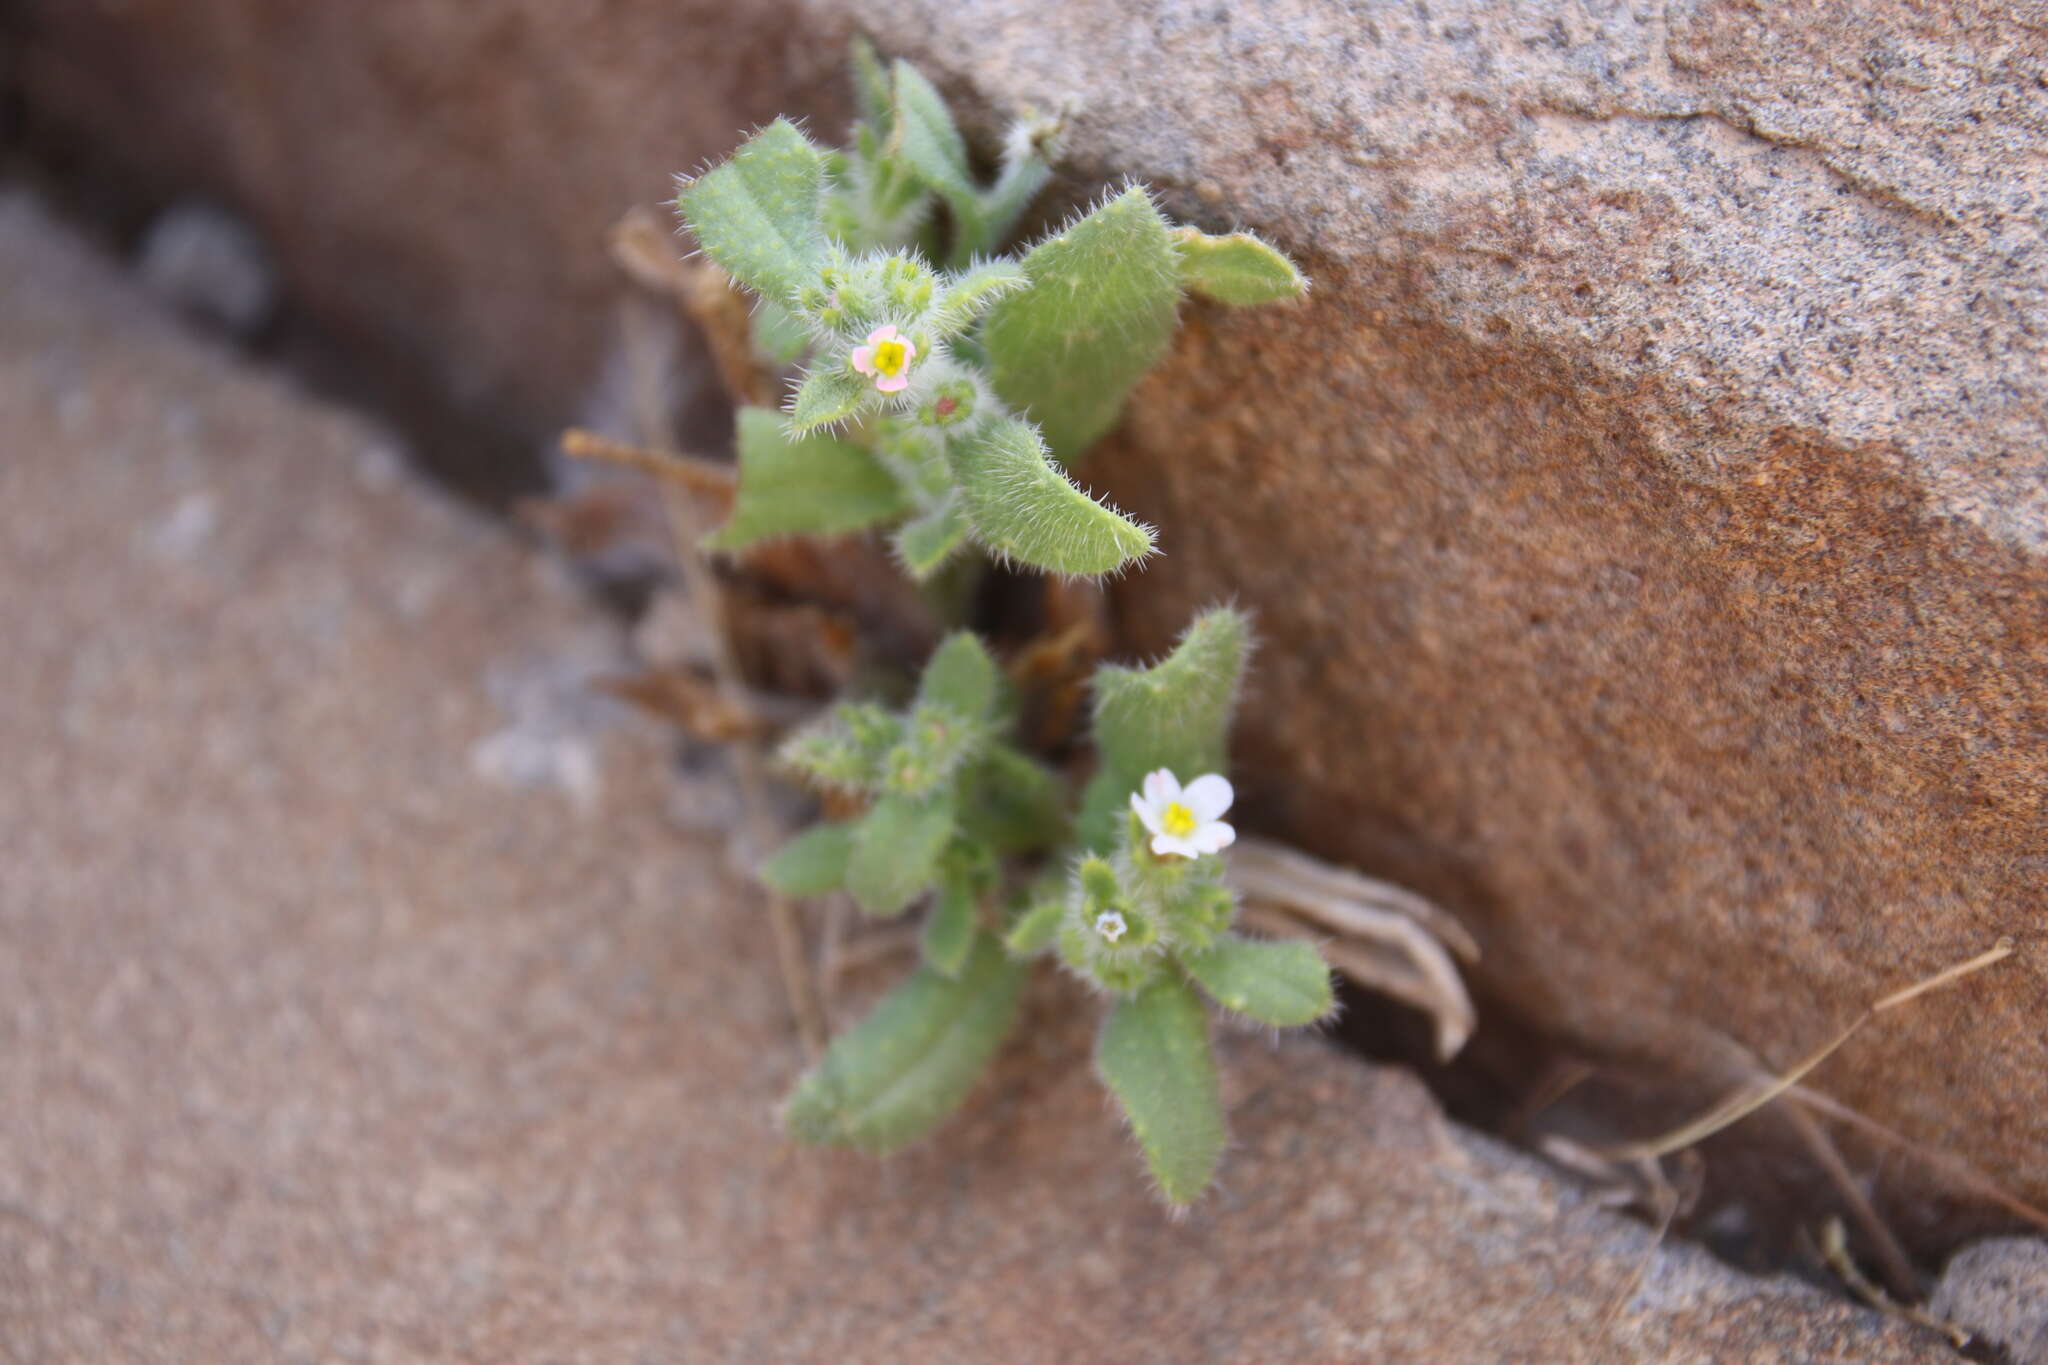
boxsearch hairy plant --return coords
[673,46,1325,1208]
[675,42,1304,581]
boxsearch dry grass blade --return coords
[1818,1218,1972,1349]
[1603,939,2015,1162]
[1779,1093,1920,1302]
[560,427,735,503]
[1788,1085,2048,1233]
[1229,837,1480,962]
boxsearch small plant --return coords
[675,42,1305,581]
[673,45,1324,1208]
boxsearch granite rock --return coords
[14,0,2045,1223]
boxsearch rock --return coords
[1933,1238,2048,1364]
[135,200,277,339]
[0,191,1951,1363]
[15,0,2046,1225]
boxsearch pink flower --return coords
[849,324,918,393]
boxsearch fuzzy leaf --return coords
[892,497,970,579]
[958,745,1067,853]
[850,38,894,136]
[759,822,856,897]
[916,632,1000,720]
[846,795,954,916]
[750,297,813,364]
[1096,977,1225,1207]
[889,60,988,260]
[1078,607,1249,848]
[1172,227,1307,306]
[976,117,1059,252]
[787,367,873,434]
[705,407,909,551]
[785,931,1023,1151]
[920,870,979,977]
[1182,934,1334,1026]
[929,260,1028,341]
[677,119,828,306]
[1004,897,1067,957]
[983,188,1182,462]
[948,417,1154,576]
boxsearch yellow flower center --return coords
[1161,801,1197,838]
[871,338,910,378]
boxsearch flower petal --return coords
[1130,789,1164,835]
[1150,832,1201,860]
[899,337,918,364]
[1181,774,1233,822]
[850,345,876,376]
[877,374,909,393]
[1141,768,1181,811]
[866,324,898,344]
[1188,821,1236,855]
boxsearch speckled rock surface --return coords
[1933,1238,2048,1364]
[0,193,1956,1363]
[14,0,2045,1224]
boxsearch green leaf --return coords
[920,870,979,977]
[850,38,894,137]
[1096,977,1225,1207]
[785,931,1024,1152]
[1181,934,1334,1026]
[846,795,954,916]
[889,60,988,263]
[958,745,1067,853]
[983,187,1182,462]
[976,116,1060,252]
[787,367,873,434]
[916,632,1000,720]
[892,496,970,579]
[1172,227,1307,306]
[1004,897,1067,957]
[1078,606,1249,848]
[676,119,828,307]
[758,822,856,897]
[704,407,910,551]
[750,296,813,364]
[929,260,1028,341]
[948,417,1154,577]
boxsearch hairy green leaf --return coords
[1096,977,1225,1207]
[983,188,1182,462]
[958,745,1067,853]
[929,260,1028,341]
[888,60,990,264]
[920,870,979,977]
[704,407,909,551]
[948,417,1154,576]
[785,931,1024,1151]
[892,496,970,579]
[787,367,873,434]
[846,795,954,916]
[1079,607,1250,848]
[750,296,813,364]
[916,632,1000,720]
[676,119,828,306]
[1004,897,1067,957]
[849,37,894,136]
[1182,934,1334,1026]
[1172,227,1307,306]
[758,822,856,897]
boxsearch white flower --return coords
[1094,910,1129,943]
[1129,768,1235,860]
